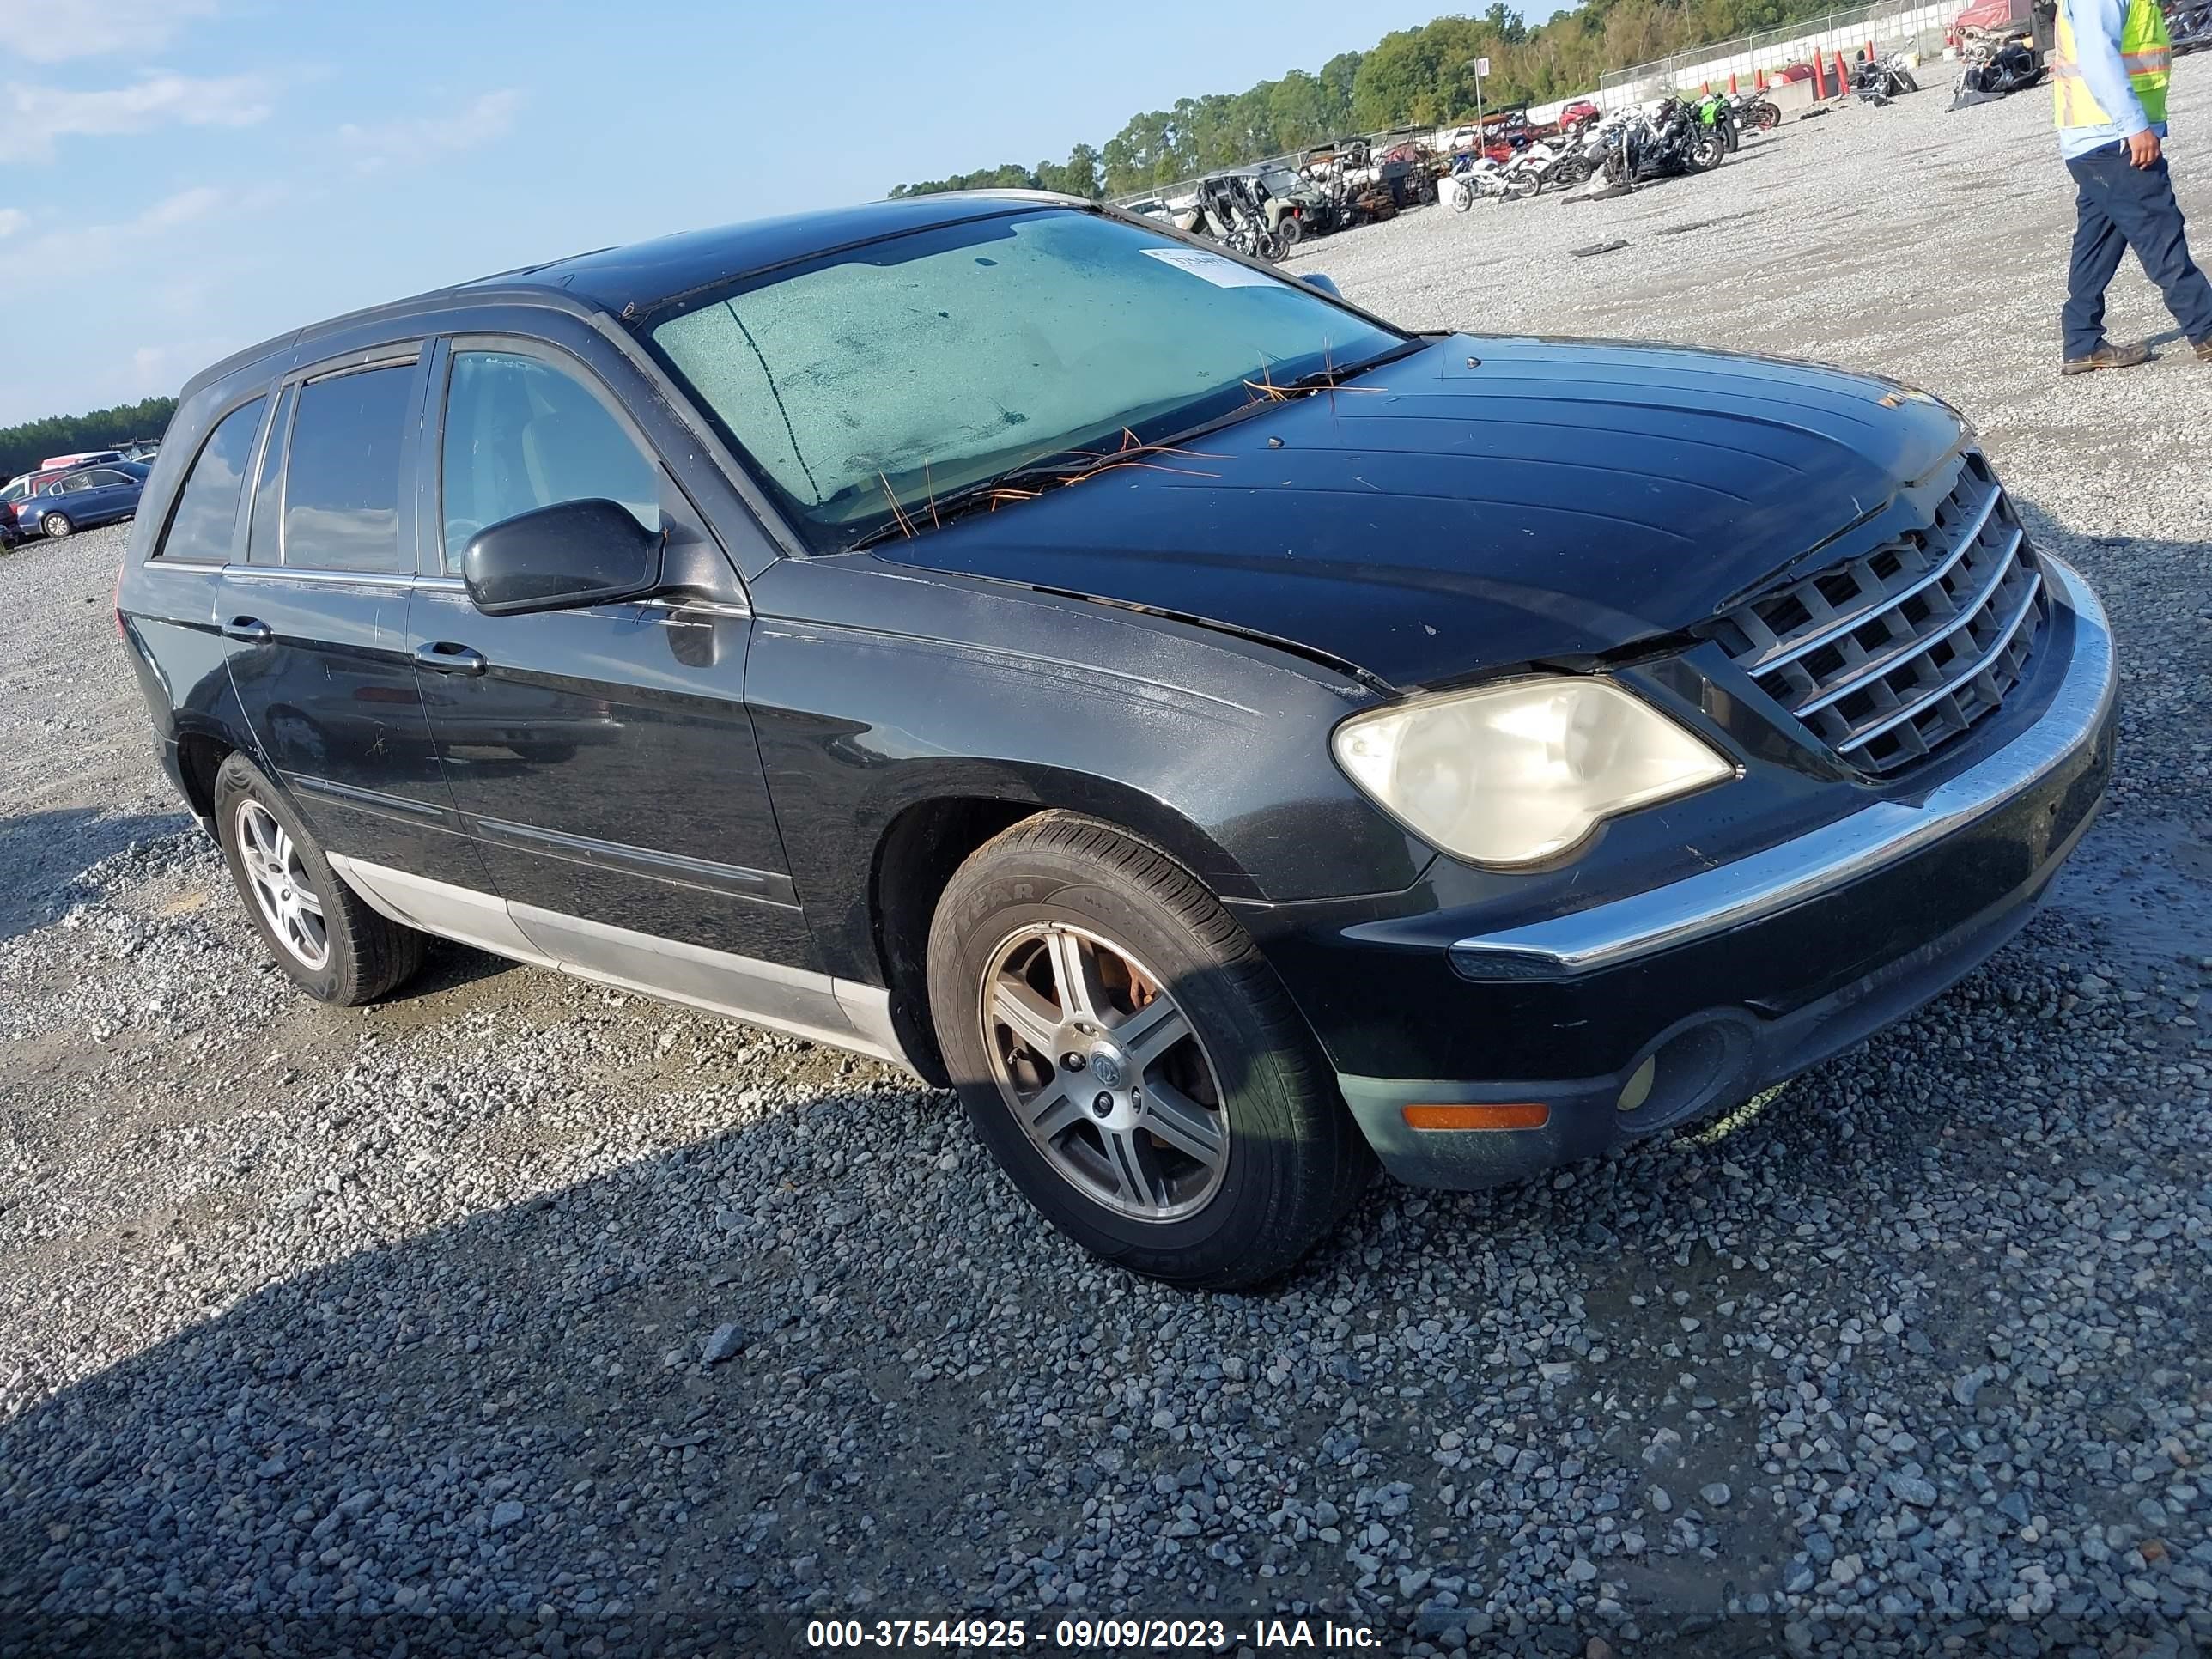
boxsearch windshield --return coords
[642,208,1402,552]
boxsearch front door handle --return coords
[415,641,489,676]
[222,616,271,643]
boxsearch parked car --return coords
[15,460,146,539]
[0,476,30,545]
[118,193,2114,1290]
[39,448,125,470]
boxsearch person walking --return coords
[2051,0,2212,372]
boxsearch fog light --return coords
[1617,1055,1656,1114]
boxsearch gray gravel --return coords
[5,66,2212,1659]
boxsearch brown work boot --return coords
[2196,338,2212,362]
[2061,341,2151,374]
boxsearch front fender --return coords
[744,556,1434,983]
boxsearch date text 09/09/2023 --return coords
[802,1616,1382,1650]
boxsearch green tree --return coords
[896,1,1864,200]
[0,397,176,483]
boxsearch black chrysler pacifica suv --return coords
[117,193,2115,1288]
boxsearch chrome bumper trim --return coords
[1449,556,2113,981]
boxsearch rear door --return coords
[409,334,822,998]
[219,347,489,890]
[73,468,135,527]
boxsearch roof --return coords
[505,189,1088,317]
[179,191,1090,404]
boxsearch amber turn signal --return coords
[1401,1102,1551,1132]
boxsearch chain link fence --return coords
[1600,0,1960,104]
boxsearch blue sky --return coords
[0,0,1453,428]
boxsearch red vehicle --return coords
[1559,99,1602,134]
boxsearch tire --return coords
[41,513,72,539]
[1277,213,1305,248]
[1504,171,1540,200]
[1556,155,1594,185]
[1446,177,1473,211]
[926,811,1374,1290]
[1753,101,1782,129]
[213,752,425,1006]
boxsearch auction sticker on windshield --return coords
[1139,246,1280,287]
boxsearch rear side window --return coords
[155,397,265,564]
[283,364,416,573]
[439,349,659,570]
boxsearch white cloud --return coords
[1,184,263,284]
[0,72,270,163]
[0,0,216,62]
[337,88,520,173]
[0,207,25,238]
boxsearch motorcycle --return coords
[1443,153,1517,209]
[1850,50,1922,104]
[1734,91,1783,130]
[1176,176,1284,262]
[1498,139,1590,198]
[1949,38,2045,107]
[1695,90,1744,152]
[1595,97,1726,189]
[2172,0,2212,52]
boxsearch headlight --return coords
[1332,678,1735,866]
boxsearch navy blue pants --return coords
[2063,144,2212,358]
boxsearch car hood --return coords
[870,333,1968,690]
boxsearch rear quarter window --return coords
[154,397,266,564]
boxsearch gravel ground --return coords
[5,69,2212,1659]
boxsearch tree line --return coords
[0,396,175,483]
[893,0,1851,198]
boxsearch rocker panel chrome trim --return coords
[322,855,909,1069]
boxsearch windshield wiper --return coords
[846,336,1425,552]
[848,433,1232,551]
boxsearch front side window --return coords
[440,349,659,569]
[642,207,1404,552]
[156,397,266,563]
[283,363,416,573]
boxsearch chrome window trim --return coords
[219,564,416,589]
[1450,556,2113,981]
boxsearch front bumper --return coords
[1323,556,2117,1190]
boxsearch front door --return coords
[409,340,821,1008]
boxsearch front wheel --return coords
[1277,213,1305,247]
[41,513,72,539]
[927,813,1373,1290]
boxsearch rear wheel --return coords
[41,512,71,539]
[1753,100,1782,129]
[927,812,1373,1290]
[214,753,425,1005]
[1505,171,1541,199]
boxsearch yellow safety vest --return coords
[2052,0,2172,129]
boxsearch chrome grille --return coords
[1710,453,2047,775]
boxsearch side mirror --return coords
[1299,272,1343,297]
[463,498,663,617]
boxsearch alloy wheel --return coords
[42,514,70,538]
[979,922,1229,1223]
[235,799,329,969]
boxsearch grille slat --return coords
[1708,454,2049,776]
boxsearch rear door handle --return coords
[221,616,271,643]
[415,641,489,675]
